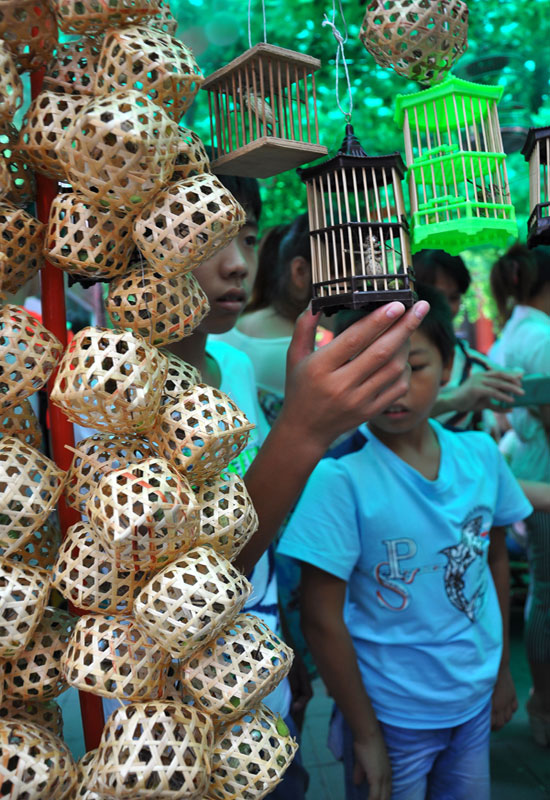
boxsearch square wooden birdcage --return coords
[522,127,550,248]
[202,43,327,178]
[298,124,415,315]
[394,74,517,255]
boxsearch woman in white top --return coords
[490,243,550,746]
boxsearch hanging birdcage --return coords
[394,74,517,255]
[299,124,415,314]
[522,127,550,248]
[202,43,327,178]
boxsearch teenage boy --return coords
[278,286,533,800]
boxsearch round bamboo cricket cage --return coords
[0,123,35,208]
[106,267,210,346]
[172,127,210,182]
[0,697,64,737]
[95,25,204,121]
[0,719,77,799]
[360,0,469,85]
[73,749,103,800]
[149,0,178,36]
[60,90,180,213]
[92,701,214,799]
[194,471,258,561]
[154,384,254,483]
[45,193,135,281]
[63,615,171,702]
[0,42,23,121]
[43,38,101,96]
[52,521,151,615]
[209,704,298,800]
[0,558,51,658]
[1,518,62,572]
[0,203,45,293]
[160,352,201,405]
[51,0,160,36]
[0,399,41,449]
[134,546,252,659]
[0,162,11,204]
[0,0,58,73]
[133,173,246,274]
[2,607,76,700]
[181,612,294,722]
[51,326,168,434]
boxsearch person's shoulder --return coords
[440,423,499,460]
[207,338,254,372]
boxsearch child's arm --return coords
[519,480,550,513]
[488,525,518,731]
[301,563,391,800]
[237,300,429,575]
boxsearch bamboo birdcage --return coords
[2,607,76,700]
[52,521,151,614]
[522,127,550,248]
[43,38,101,95]
[194,471,258,561]
[153,384,254,483]
[161,353,201,404]
[0,0,58,73]
[51,326,168,434]
[91,701,214,799]
[359,0,469,85]
[133,173,246,274]
[95,25,203,122]
[394,74,517,255]
[0,399,41,449]
[0,204,44,293]
[63,615,171,701]
[0,697,64,737]
[51,0,160,35]
[209,704,298,800]
[0,518,61,572]
[0,558,51,658]
[0,42,22,120]
[106,267,210,346]
[181,613,293,723]
[0,123,35,207]
[0,719,77,799]
[202,43,327,178]
[299,124,415,314]
[133,546,252,659]
[45,193,135,281]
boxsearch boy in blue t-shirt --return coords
[278,286,533,800]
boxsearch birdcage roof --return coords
[202,42,321,90]
[522,126,550,162]
[394,75,504,132]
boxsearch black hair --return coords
[490,242,550,324]
[213,173,262,226]
[334,283,456,366]
[246,223,290,312]
[413,249,471,295]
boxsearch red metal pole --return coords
[30,68,105,751]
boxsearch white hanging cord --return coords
[248,0,268,49]
[322,0,353,121]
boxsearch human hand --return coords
[491,666,518,731]
[283,300,429,451]
[453,370,524,413]
[352,730,392,800]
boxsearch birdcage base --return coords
[312,286,416,316]
[411,215,518,256]
[527,205,550,249]
[211,138,327,179]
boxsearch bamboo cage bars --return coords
[522,126,550,248]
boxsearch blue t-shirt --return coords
[278,420,532,729]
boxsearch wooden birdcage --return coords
[0,42,22,120]
[0,0,58,73]
[161,353,201,404]
[194,471,258,561]
[0,697,64,737]
[299,124,415,314]
[360,0,469,85]
[50,0,160,35]
[394,74,517,255]
[43,38,101,95]
[202,43,328,178]
[0,559,51,658]
[522,127,550,248]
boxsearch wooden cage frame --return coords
[202,42,327,178]
[522,126,550,248]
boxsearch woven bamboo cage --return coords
[194,472,258,561]
[0,304,62,409]
[0,719,77,799]
[160,353,201,405]
[0,697,64,737]
[52,521,151,614]
[43,38,101,95]
[181,613,294,723]
[59,90,179,213]
[19,91,89,180]
[0,437,65,557]
[92,701,214,799]
[63,614,171,701]
[2,607,76,700]
[0,558,51,658]
[65,432,157,512]
[0,42,22,120]
[0,0,58,73]
[45,193,135,281]
[172,127,210,182]
[0,399,41,449]
[1,518,61,572]
[51,0,160,36]
[73,749,103,800]
[154,384,254,483]
[360,0,469,85]
[0,161,11,204]
[209,704,298,800]
[106,267,210,346]
[134,546,251,660]
[149,0,178,36]
[84,457,199,571]
[95,25,203,122]
[0,123,35,207]
[133,173,246,274]
[51,326,168,434]
[0,203,44,293]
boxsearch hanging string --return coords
[322,0,353,121]
[248,0,268,49]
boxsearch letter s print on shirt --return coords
[440,508,491,622]
[375,538,420,611]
